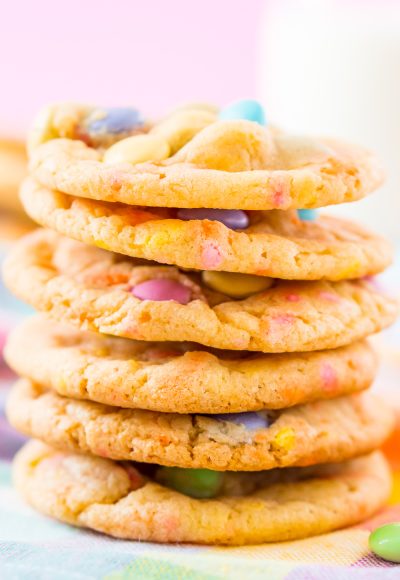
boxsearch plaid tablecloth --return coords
[0,256,399,579]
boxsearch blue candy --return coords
[88,107,144,134]
[297,209,317,221]
[212,412,267,431]
[219,99,266,126]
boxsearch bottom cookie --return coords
[14,440,391,545]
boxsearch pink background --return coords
[0,0,265,137]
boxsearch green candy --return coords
[156,467,223,499]
[369,523,400,563]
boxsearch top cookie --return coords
[28,101,384,210]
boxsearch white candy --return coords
[103,134,170,165]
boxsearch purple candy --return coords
[132,278,191,305]
[212,412,267,430]
[88,107,144,134]
[176,209,249,230]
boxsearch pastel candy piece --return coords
[173,102,219,115]
[298,209,317,221]
[219,99,267,125]
[369,523,400,563]
[132,278,191,305]
[156,467,223,499]
[88,107,144,134]
[177,208,249,230]
[150,110,216,154]
[104,134,170,165]
[202,271,273,299]
[212,412,268,430]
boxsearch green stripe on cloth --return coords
[105,553,294,580]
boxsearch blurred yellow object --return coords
[0,211,35,243]
[0,138,35,240]
[0,139,27,215]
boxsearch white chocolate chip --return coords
[103,134,170,165]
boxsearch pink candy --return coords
[285,293,301,302]
[320,363,338,393]
[201,242,223,269]
[132,278,191,304]
[271,177,289,208]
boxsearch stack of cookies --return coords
[3,100,399,545]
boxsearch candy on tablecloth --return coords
[369,522,400,563]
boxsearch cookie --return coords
[27,103,384,211]
[20,178,392,280]
[14,440,391,544]
[3,229,398,353]
[0,138,27,214]
[7,379,394,471]
[5,316,377,414]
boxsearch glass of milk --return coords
[259,0,400,242]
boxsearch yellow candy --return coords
[272,427,296,452]
[202,271,273,299]
[103,134,170,165]
[150,110,216,154]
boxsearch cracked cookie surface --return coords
[7,379,394,471]
[3,229,398,352]
[20,178,392,280]
[14,440,391,544]
[5,316,377,413]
